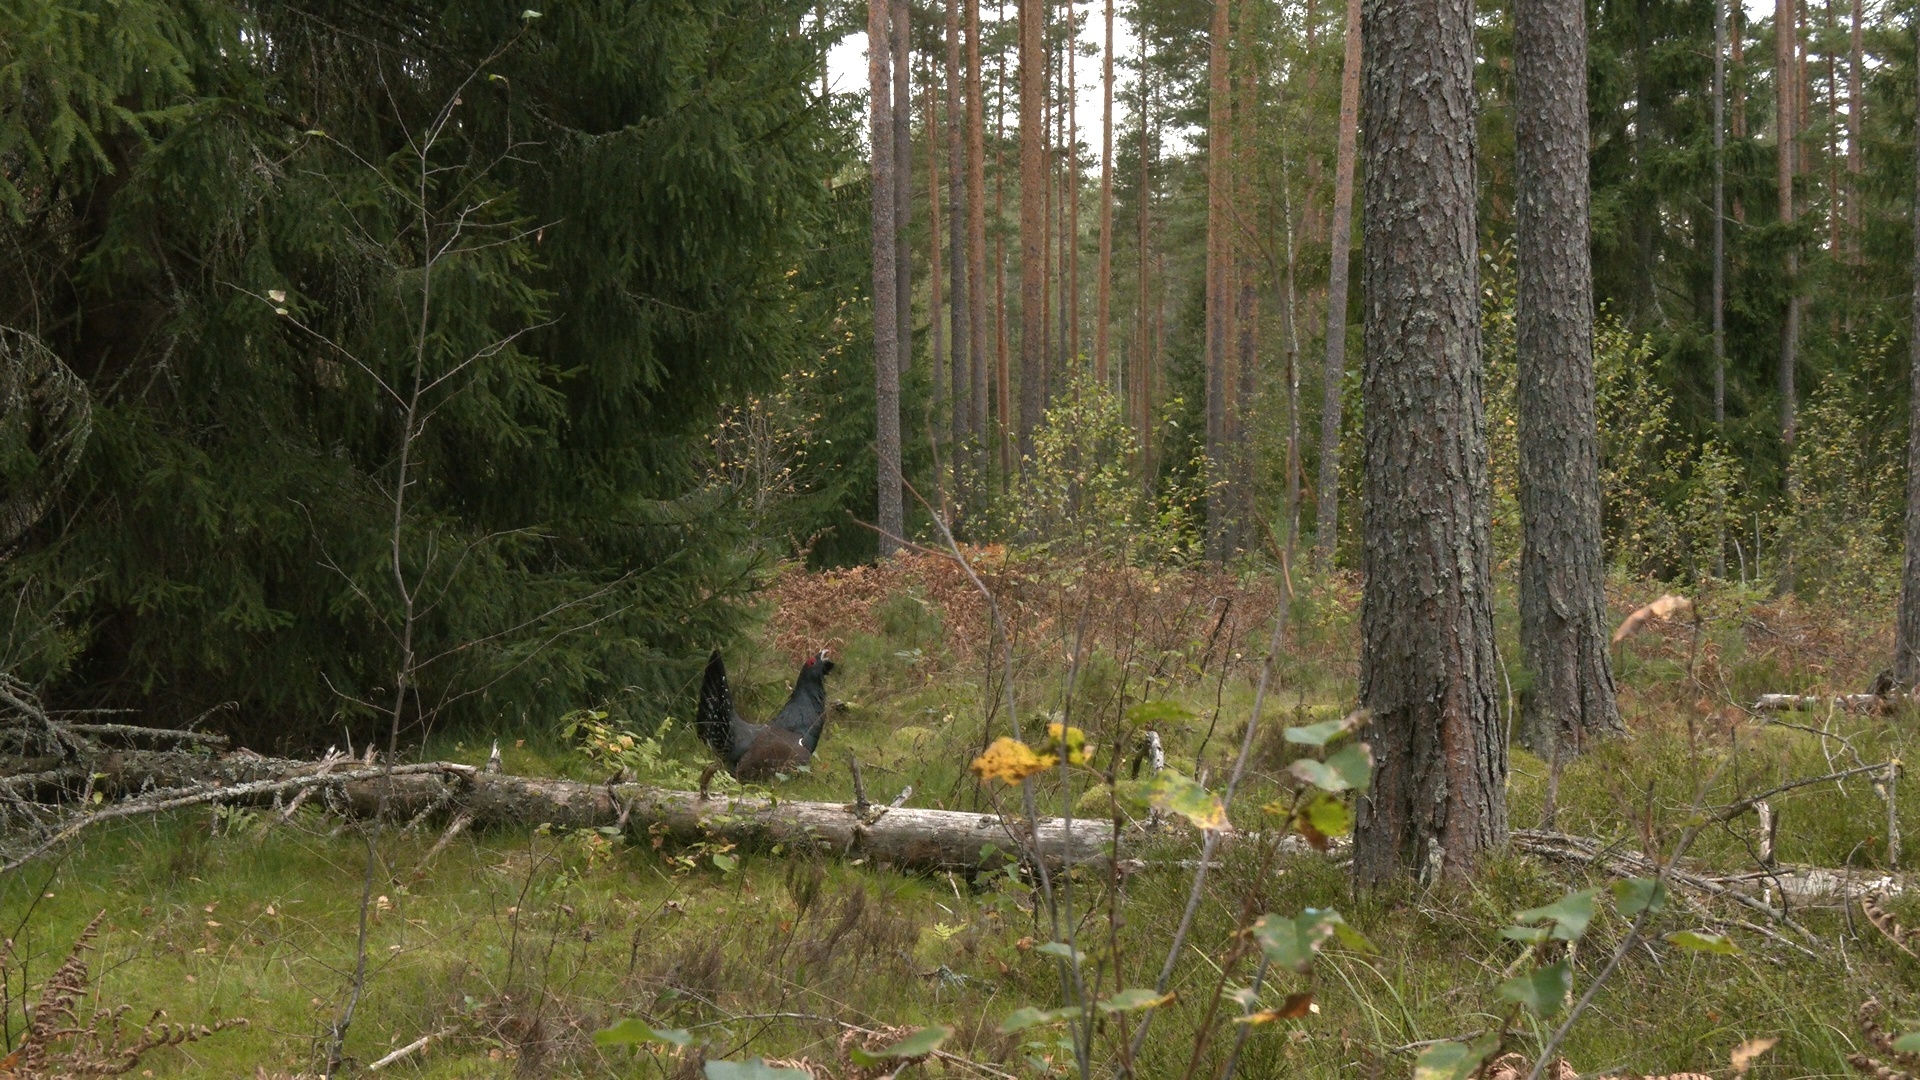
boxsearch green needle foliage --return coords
[0,0,862,745]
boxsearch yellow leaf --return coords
[970,737,1057,784]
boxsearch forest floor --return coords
[6,551,1920,1079]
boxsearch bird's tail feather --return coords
[696,651,734,756]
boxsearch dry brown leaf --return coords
[1731,1036,1779,1075]
[1613,594,1695,643]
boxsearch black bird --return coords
[696,649,835,781]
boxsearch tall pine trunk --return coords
[870,2,904,555]
[1778,0,1799,592]
[996,4,1014,482]
[894,0,914,382]
[1513,0,1623,758]
[1136,32,1154,479]
[929,76,946,434]
[1848,0,1863,254]
[947,0,971,498]
[1203,0,1233,561]
[1353,0,1505,883]
[1714,0,1728,576]
[1232,48,1258,556]
[1066,0,1080,373]
[1018,0,1046,466]
[1898,12,1920,685]
[1095,0,1114,387]
[1315,0,1362,564]
[967,0,990,478]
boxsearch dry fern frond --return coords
[1863,895,1920,961]
[1486,1050,1711,1080]
[1858,1001,1920,1072]
[7,911,245,1078]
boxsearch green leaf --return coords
[847,1025,953,1066]
[711,852,738,873]
[1296,791,1352,840]
[1413,1035,1502,1080]
[1499,925,1550,944]
[1665,929,1739,954]
[1611,876,1668,917]
[704,1061,812,1080]
[1035,941,1085,965]
[1149,771,1229,831]
[1514,888,1599,942]
[1892,1033,1920,1054]
[593,1018,693,1048]
[1284,719,1350,747]
[1251,908,1368,972]
[1497,960,1572,1016]
[1288,743,1373,794]
[1098,988,1175,1013]
[998,1006,1076,1034]
[1127,699,1195,726]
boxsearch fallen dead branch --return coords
[1754,692,1906,714]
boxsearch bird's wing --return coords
[696,651,741,758]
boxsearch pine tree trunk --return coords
[947,0,971,496]
[1513,0,1624,758]
[929,76,947,433]
[1778,0,1799,591]
[1066,0,1080,376]
[871,2,905,556]
[1315,0,1362,565]
[1136,35,1154,480]
[1353,0,1505,883]
[1899,16,1920,686]
[1714,0,1729,576]
[1848,0,1862,254]
[967,0,990,477]
[1018,0,1046,467]
[996,6,1014,483]
[893,0,914,382]
[1204,0,1233,562]
[1095,0,1114,387]
[1233,51,1258,556]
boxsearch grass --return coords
[5,559,1920,1078]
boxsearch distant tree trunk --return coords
[1233,50,1259,556]
[1898,16,1920,686]
[1019,0,1046,467]
[1778,0,1799,591]
[967,0,990,480]
[996,4,1014,482]
[1279,144,1303,551]
[1066,0,1081,373]
[1315,0,1362,565]
[1848,0,1862,254]
[870,1,904,556]
[1353,0,1505,883]
[894,0,914,382]
[1713,0,1728,577]
[1204,0,1233,561]
[1823,0,1840,259]
[1713,0,1726,430]
[929,75,947,437]
[1513,0,1623,758]
[947,0,971,497]
[1136,32,1154,478]
[1095,0,1114,387]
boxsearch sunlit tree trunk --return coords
[1848,0,1863,256]
[1352,0,1505,883]
[1315,0,1362,565]
[1778,0,1799,591]
[1513,0,1623,757]
[870,0,904,555]
[1136,30,1154,480]
[929,75,946,437]
[996,2,1014,482]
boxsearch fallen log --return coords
[0,748,1122,875]
[1753,692,1904,714]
